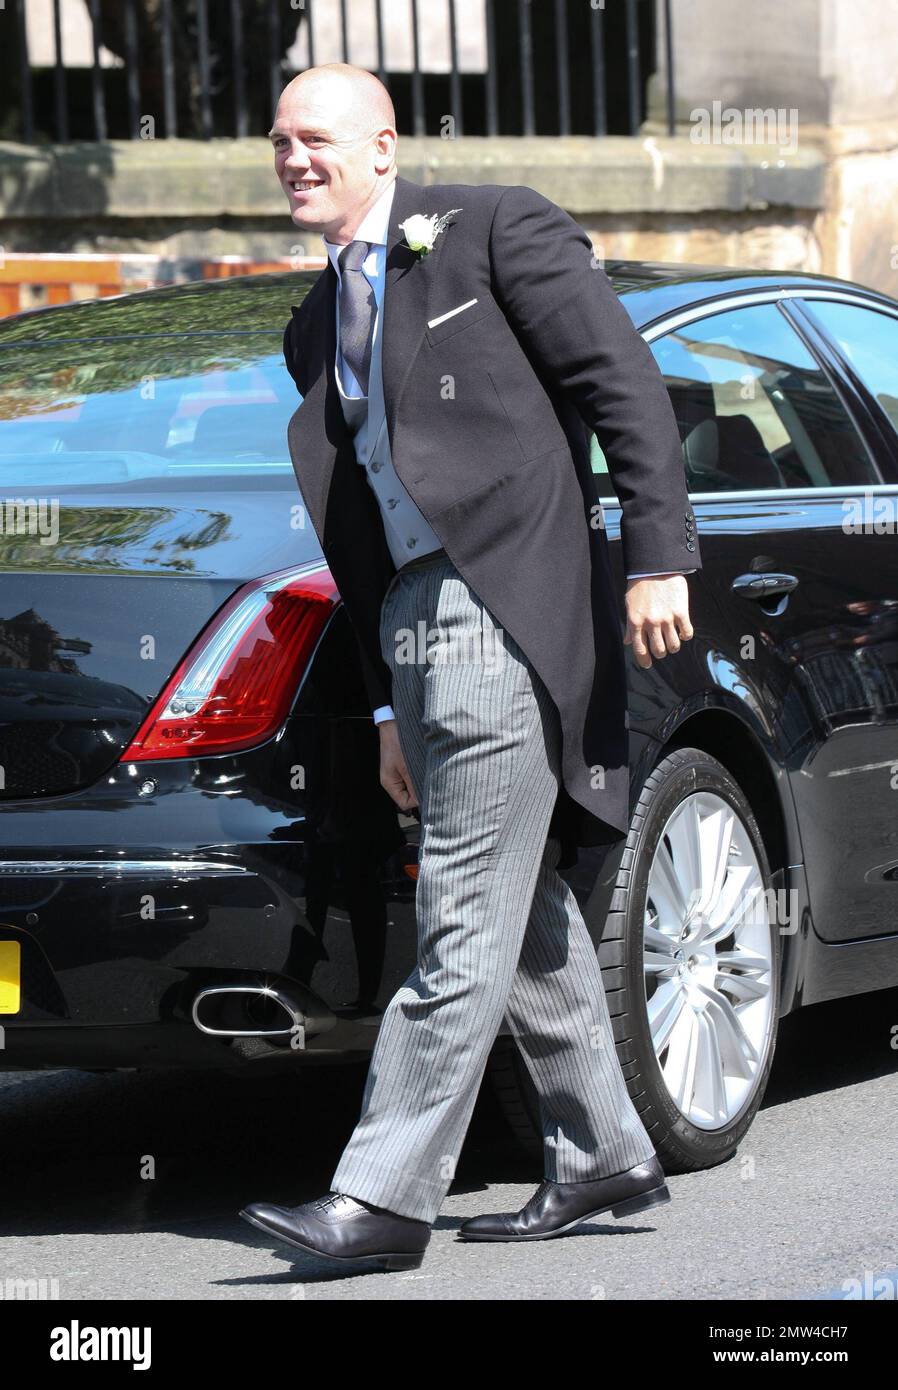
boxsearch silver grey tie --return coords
[338,239,375,395]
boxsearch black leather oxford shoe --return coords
[457,1155,670,1241]
[239,1191,431,1272]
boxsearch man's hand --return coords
[624,573,694,669]
[378,719,419,811]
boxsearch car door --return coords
[644,297,898,945]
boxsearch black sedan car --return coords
[1,261,896,1176]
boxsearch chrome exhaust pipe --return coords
[192,984,307,1048]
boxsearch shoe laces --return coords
[314,1191,346,1213]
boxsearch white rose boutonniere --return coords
[398,208,462,257]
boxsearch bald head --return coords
[276,64,396,140]
[270,64,399,244]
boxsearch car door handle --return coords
[731,571,799,600]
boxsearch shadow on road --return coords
[0,985,894,1252]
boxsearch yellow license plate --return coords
[0,941,21,1013]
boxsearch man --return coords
[241,63,700,1274]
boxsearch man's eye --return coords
[273,134,326,148]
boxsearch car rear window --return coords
[0,334,299,487]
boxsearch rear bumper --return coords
[0,844,414,1068]
[0,850,322,1022]
[0,715,416,1066]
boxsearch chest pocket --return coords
[425,296,501,346]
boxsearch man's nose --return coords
[283,142,313,165]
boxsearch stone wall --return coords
[3,0,897,297]
[0,132,833,280]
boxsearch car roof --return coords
[601,259,898,327]
[0,259,895,345]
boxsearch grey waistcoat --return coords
[335,291,442,571]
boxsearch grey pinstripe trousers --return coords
[330,556,656,1223]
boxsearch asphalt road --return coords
[1,986,896,1301]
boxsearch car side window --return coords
[648,302,879,492]
[801,299,898,440]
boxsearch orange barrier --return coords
[0,251,328,318]
[0,253,144,317]
[201,255,325,278]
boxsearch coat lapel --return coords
[380,174,437,454]
[285,175,452,545]
[285,263,343,545]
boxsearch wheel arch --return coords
[652,706,799,878]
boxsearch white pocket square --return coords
[427,298,478,329]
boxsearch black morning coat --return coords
[283,173,702,870]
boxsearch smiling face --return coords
[270,67,398,245]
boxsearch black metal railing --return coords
[4,0,677,144]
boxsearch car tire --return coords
[488,746,782,1174]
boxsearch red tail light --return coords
[120,563,340,761]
